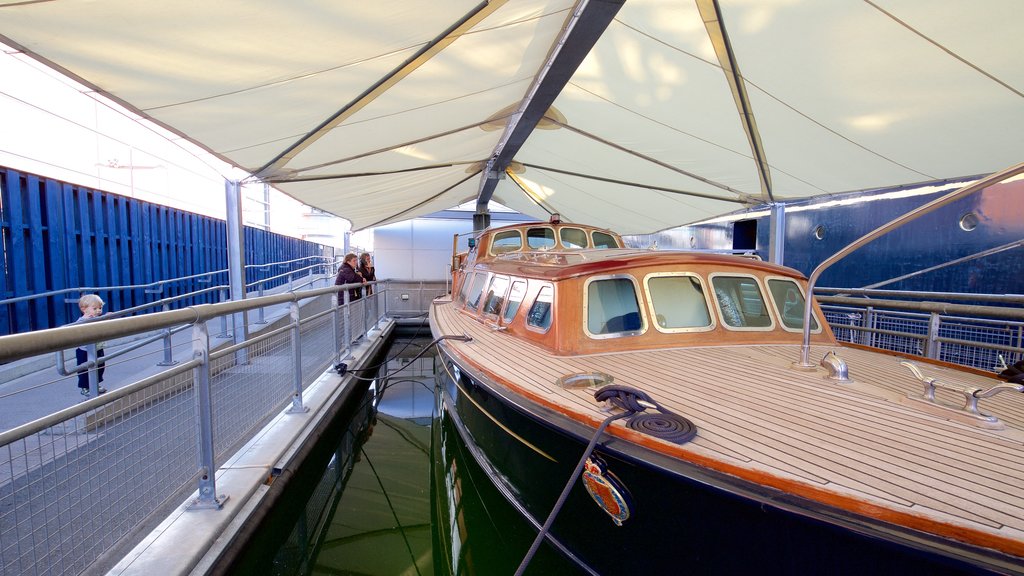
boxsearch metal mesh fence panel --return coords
[0,371,197,575]
[211,331,294,463]
[938,318,1024,371]
[300,314,335,382]
[822,304,1024,374]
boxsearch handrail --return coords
[815,287,1024,305]
[798,161,1024,366]
[816,295,1024,321]
[0,255,332,307]
[0,280,370,363]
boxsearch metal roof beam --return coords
[475,0,625,215]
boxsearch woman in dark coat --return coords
[358,252,376,295]
[335,253,364,301]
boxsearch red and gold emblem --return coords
[581,455,632,526]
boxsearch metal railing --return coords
[0,279,387,576]
[4,255,340,381]
[817,290,1024,373]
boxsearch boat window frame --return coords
[764,275,822,334]
[526,226,557,250]
[502,279,528,324]
[525,283,555,333]
[583,274,647,339]
[457,271,474,304]
[465,271,490,312]
[489,230,524,256]
[708,273,777,332]
[590,230,620,249]
[558,226,589,249]
[642,272,716,333]
[481,274,511,319]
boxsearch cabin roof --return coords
[476,220,619,237]
[473,248,806,282]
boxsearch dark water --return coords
[236,335,584,576]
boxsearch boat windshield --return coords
[526,228,556,249]
[767,278,819,331]
[491,230,522,255]
[587,277,643,336]
[711,275,773,329]
[591,231,619,249]
[559,227,588,249]
[646,274,712,331]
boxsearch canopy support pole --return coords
[475,0,624,212]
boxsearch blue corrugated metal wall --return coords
[0,167,334,336]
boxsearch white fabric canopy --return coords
[1,0,1020,234]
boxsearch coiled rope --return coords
[515,384,694,575]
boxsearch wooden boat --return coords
[431,216,1024,575]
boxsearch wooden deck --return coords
[432,298,1024,558]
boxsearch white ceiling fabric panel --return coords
[0,0,1019,233]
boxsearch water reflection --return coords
[255,336,584,576]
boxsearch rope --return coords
[514,409,632,576]
[514,384,697,574]
[515,384,659,575]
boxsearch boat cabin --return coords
[452,242,834,356]
[451,216,623,287]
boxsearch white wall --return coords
[373,218,473,281]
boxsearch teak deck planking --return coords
[432,298,1024,554]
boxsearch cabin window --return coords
[559,228,588,249]
[645,274,713,332]
[766,278,820,332]
[457,272,474,304]
[503,280,527,323]
[585,276,643,337]
[490,230,522,255]
[526,285,554,331]
[526,228,556,249]
[591,231,618,249]
[710,275,773,329]
[466,272,489,310]
[482,275,510,317]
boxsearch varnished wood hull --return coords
[436,344,1020,575]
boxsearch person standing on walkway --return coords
[335,253,365,302]
[358,252,376,296]
[72,294,108,396]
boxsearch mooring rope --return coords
[515,385,662,576]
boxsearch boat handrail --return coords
[798,161,1024,367]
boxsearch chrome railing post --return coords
[189,321,227,510]
[158,303,176,366]
[332,290,341,362]
[925,312,941,359]
[343,290,352,346]
[218,288,229,337]
[287,300,307,413]
[362,290,369,337]
[256,282,267,324]
[861,307,875,348]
